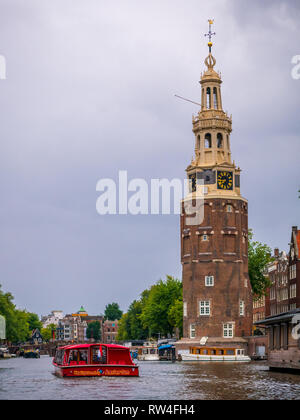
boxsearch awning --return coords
[158,344,173,350]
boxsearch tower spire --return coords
[204,19,216,54]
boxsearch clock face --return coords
[217,171,233,190]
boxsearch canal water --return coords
[0,356,300,400]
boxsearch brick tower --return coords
[180,22,252,351]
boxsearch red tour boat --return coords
[52,343,139,377]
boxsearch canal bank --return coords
[1,355,300,400]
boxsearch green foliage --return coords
[0,284,44,343]
[86,321,101,341]
[248,230,273,297]
[140,275,182,338]
[41,324,56,342]
[117,276,183,341]
[104,302,123,321]
[168,297,183,337]
[27,313,42,332]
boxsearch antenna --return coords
[174,95,201,107]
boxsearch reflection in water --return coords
[0,356,300,400]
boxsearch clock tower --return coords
[180,21,253,351]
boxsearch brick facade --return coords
[182,198,253,340]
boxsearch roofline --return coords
[255,308,300,326]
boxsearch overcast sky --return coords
[0,0,299,317]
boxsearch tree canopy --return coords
[117,276,183,341]
[104,302,123,321]
[86,321,101,341]
[0,285,42,343]
[248,230,273,297]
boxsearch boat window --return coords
[217,350,224,355]
[143,349,148,355]
[150,349,156,355]
[202,349,208,355]
[226,350,235,355]
[79,350,88,362]
[92,347,102,364]
[211,349,216,355]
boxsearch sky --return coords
[0,0,299,317]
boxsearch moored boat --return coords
[180,346,251,362]
[24,349,40,359]
[52,343,139,377]
[0,346,11,359]
[137,342,159,361]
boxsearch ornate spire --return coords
[204,19,216,54]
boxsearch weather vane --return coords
[204,19,216,53]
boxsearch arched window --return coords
[205,133,212,149]
[197,135,200,149]
[213,87,218,109]
[206,87,211,109]
[217,133,223,148]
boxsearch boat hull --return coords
[181,354,251,362]
[53,363,139,378]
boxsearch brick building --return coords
[253,226,300,328]
[177,29,252,353]
[102,320,119,344]
[288,226,300,310]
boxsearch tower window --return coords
[199,301,211,316]
[213,87,218,109]
[205,276,214,287]
[183,302,187,317]
[240,300,245,316]
[206,87,211,109]
[223,323,234,338]
[217,133,223,148]
[205,133,212,149]
[190,324,196,339]
[226,204,233,213]
[197,135,200,150]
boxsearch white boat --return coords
[0,346,11,359]
[180,346,251,362]
[137,343,159,361]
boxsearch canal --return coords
[0,356,300,400]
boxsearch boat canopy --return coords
[158,344,173,351]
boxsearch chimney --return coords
[274,248,279,258]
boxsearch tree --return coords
[140,276,182,338]
[104,303,123,321]
[27,313,42,332]
[116,313,130,341]
[248,230,273,297]
[168,297,183,338]
[41,324,57,342]
[86,321,101,341]
[0,285,30,343]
